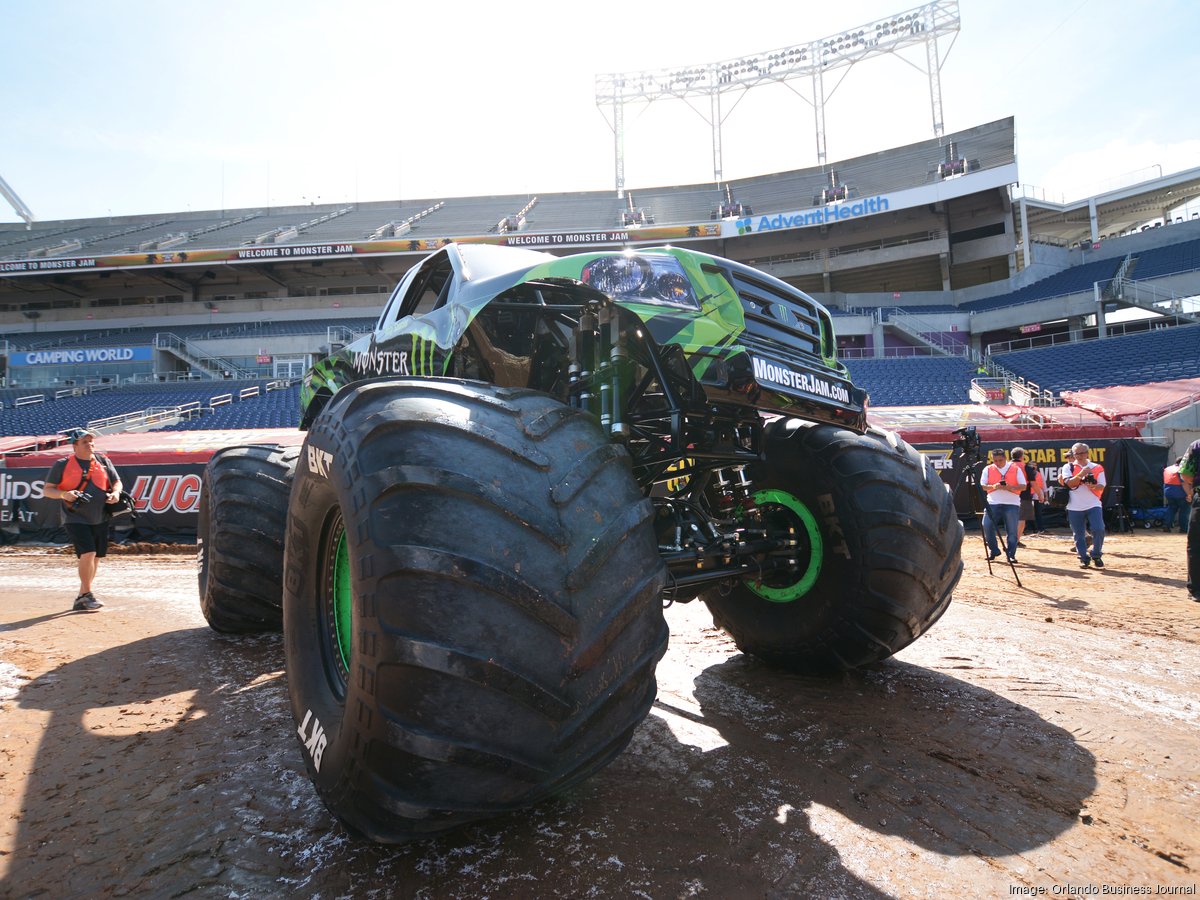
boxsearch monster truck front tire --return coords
[701,420,963,671]
[283,378,668,843]
[197,444,298,633]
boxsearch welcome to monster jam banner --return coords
[914,438,1168,525]
[0,223,724,276]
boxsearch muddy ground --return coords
[1,528,1198,898]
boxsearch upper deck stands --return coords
[995,323,1200,393]
[961,258,1124,312]
[1128,237,1200,280]
[0,118,1018,259]
[523,193,626,232]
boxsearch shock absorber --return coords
[733,465,757,515]
[575,309,597,415]
[713,468,736,517]
[608,314,629,440]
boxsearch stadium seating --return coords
[165,384,301,430]
[1127,238,1200,280]
[841,355,977,406]
[410,195,530,237]
[0,381,293,437]
[995,323,1200,393]
[524,194,627,232]
[623,185,719,225]
[960,258,1124,312]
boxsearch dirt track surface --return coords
[1,529,1198,898]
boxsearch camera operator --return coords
[981,447,1026,563]
[1058,442,1106,569]
[42,428,124,611]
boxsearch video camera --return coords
[951,425,982,464]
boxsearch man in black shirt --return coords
[42,428,124,611]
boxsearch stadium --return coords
[3,4,1200,893]
[2,2,1200,542]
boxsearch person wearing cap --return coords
[41,429,124,611]
[980,447,1026,563]
[1058,442,1107,569]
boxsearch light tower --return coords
[0,173,36,228]
[595,0,961,197]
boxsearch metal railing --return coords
[153,332,256,379]
[883,308,968,358]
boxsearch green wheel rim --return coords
[332,528,352,673]
[745,489,823,603]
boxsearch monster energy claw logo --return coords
[409,334,448,375]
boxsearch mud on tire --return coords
[283,378,668,842]
[701,420,963,672]
[197,444,298,633]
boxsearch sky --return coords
[1,0,1198,224]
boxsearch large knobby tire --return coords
[197,444,298,633]
[701,419,963,672]
[283,378,668,843]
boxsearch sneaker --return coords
[73,592,103,612]
[1079,558,1091,568]
[1017,542,1028,549]
[987,552,1001,561]
[1092,557,1104,569]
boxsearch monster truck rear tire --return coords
[283,378,668,843]
[197,444,298,633]
[701,420,962,672]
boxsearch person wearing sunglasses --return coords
[1058,443,1106,569]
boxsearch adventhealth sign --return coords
[722,163,1020,238]
[12,347,155,366]
[736,196,891,234]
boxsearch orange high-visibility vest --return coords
[1063,462,1105,499]
[56,455,110,498]
[984,463,1023,490]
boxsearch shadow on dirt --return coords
[3,629,314,898]
[2,637,1097,897]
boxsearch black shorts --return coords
[64,522,110,558]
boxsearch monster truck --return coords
[197,242,963,843]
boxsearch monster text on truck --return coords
[196,243,964,843]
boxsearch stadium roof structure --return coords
[1017,165,1200,250]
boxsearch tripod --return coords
[1107,485,1133,534]
[948,452,1022,586]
